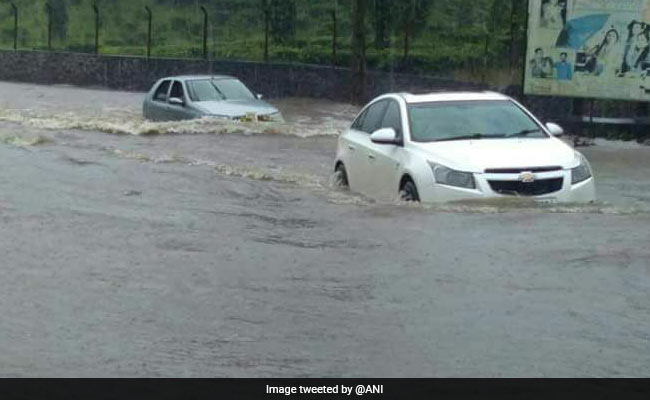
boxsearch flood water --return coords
[0,81,649,377]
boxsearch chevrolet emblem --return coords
[519,172,535,183]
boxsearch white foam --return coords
[0,108,346,138]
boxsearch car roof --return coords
[395,91,510,104]
[161,75,236,81]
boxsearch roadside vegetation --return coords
[0,0,527,84]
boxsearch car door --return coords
[340,108,367,189]
[348,100,388,195]
[165,80,192,121]
[147,79,171,121]
[366,99,408,200]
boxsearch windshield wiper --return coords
[505,128,541,138]
[433,133,505,142]
[210,80,227,100]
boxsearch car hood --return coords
[411,138,578,173]
[194,99,279,118]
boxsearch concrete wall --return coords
[0,50,485,103]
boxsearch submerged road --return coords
[0,81,649,377]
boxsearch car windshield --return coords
[407,100,548,142]
[187,79,255,102]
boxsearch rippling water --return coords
[1,79,649,216]
[1,81,650,377]
[0,83,358,138]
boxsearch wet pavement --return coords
[0,81,649,377]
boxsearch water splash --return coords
[0,133,53,147]
[0,108,345,138]
[394,198,647,215]
[214,164,328,189]
[94,144,650,215]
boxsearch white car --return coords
[334,92,595,203]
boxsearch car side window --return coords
[153,80,171,102]
[380,100,403,139]
[360,100,388,133]
[169,81,185,102]
[351,109,367,131]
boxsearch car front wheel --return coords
[399,179,420,202]
[334,163,349,189]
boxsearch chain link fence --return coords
[0,0,528,86]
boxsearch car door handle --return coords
[347,145,356,151]
[368,153,376,160]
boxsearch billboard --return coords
[524,0,650,101]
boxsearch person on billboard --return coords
[530,48,546,77]
[626,21,646,44]
[554,52,573,80]
[540,0,566,29]
[542,57,555,78]
[622,31,650,74]
[586,29,622,76]
[620,21,647,75]
[637,25,650,72]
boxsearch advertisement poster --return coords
[524,0,650,101]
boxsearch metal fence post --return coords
[520,0,531,100]
[45,3,52,50]
[200,6,208,59]
[10,3,17,50]
[263,5,270,62]
[145,6,152,58]
[508,0,517,73]
[92,3,99,54]
[589,99,595,139]
[482,30,489,85]
[331,8,337,67]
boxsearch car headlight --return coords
[428,162,476,189]
[258,112,283,122]
[571,154,592,185]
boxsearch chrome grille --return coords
[488,178,564,196]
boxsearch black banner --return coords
[1,379,650,400]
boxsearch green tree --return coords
[270,0,295,44]
[48,0,69,41]
[351,0,367,102]
[394,0,434,68]
[372,0,390,50]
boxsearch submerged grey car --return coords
[143,75,283,122]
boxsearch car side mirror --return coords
[370,128,398,145]
[546,122,564,137]
[169,97,184,106]
[256,94,264,100]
